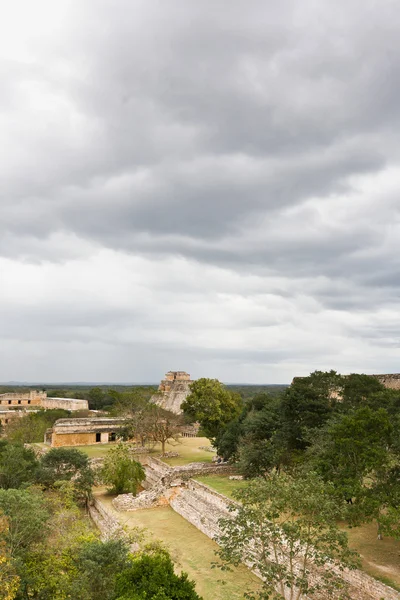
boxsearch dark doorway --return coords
[96,432,101,443]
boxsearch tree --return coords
[4,409,70,444]
[279,372,338,453]
[0,489,50,558]
[72,538,131,600]
[216,473,359,600]
[0,443,38,489]
[310,407,396,537]
[115,548,202,600]
[0,515,19,600]
[87,387,106,410]
[37,447,94,505]
[181,378,242,441]
[101,444,145,494]
[341,373,384,408]
[148,406,182,456]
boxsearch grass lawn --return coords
[158,437,214,466]
[345,522,400,589]
[69,437,215,464]
[195,475,247,499]
[96,493,261,600]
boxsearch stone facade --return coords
[0,409,26,427]
[45,417,126,447]
[0,391,88,411]
[153,371,192,414]
[372,373,400,390]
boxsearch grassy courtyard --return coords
[195,474,247,499]
[97,493,261,600]
[69,436,215,464]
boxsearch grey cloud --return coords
[2,0,400,382]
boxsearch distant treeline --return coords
[0,383,288,410]
[226,384,289,398]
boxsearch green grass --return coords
[345,521,400,587]
[195,475,248,499]
[69,437,215,464]
[96,493,261,600]
[158,437,214,466]
[69,444,115,458]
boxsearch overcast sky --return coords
[1,0,400,384]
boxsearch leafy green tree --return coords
[0,515,19,600]
[310,406,398,537]
[280,372,338,453]
[313,407,392,499]
[5,409,70,444]
[101,444,145,494]
[0,443,38,489]
[37,448,94,505]
[341,373,384,408]
[115,549,202,600]
[216,473,359,600]
[87,387,106,409]
[181,378,242,441]
[71,538,131,600]
[0,489,50,558]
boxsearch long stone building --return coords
[45,417,126,447]
[0,391,88,411]
[154,371,192,414]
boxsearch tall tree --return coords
[216,473,359,600]
[0,443,38,489]
[181,378,242,441]
[0,516,19,600]
[341,374,384,408]
[280,371,339,453]
[37,447,94,505]
[309,406,398,537]
[0,489,50,558]
[101,443,145,495]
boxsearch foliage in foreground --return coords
[0,483,202,600]
[101,443,146,494]
[115,548,202,600]
[216,472,360,600]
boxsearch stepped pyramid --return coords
[153,371,192,414]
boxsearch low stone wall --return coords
[169,479,233,539]
[170,480,400,600]
[88,497,125,540]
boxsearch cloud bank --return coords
[1,0,400,382]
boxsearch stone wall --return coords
[42,397,89,410]
[103,458,400,600]
[169,480,400,600]
[88,496,126,540]
[0,391,88,410]
[113,457,236,511]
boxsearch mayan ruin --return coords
[154,370,193,414]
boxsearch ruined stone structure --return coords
[0,391,88,411]
[154,371,192,414]
[372,373,400,390]
[109,457,400,600]
[45,417,126,447]
[0,409,26,427]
